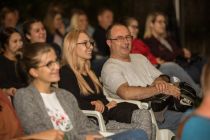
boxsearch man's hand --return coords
[91,100,105,113]
[153,80,168,93]
[106,101,117,110]
[163,84,181,99]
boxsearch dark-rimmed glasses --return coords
[37,59,60,70]
[109,35,133,42]
[76,40,95,49]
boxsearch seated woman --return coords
[22,18,61,59]
[178,59,210,140]
[143,11,205,85]
[58,30,153,139]
[0,88,65,140]
[0,27,27,93]
[124,17,200,96]
[13,42,148,140]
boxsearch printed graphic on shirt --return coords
[46,107,73,132]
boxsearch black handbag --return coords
[171,82,198,112]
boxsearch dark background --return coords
[1,0,210,56]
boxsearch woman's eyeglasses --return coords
[37,59,60,70]
[76,40,95,49]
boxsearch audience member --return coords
[0,27,26,91]
[144,11,205,84]
[58,30,153,139]
[101,24,183,133]
[67,9,94,37]
[44,11,66,46]
[14,42,149,140]
[177,58,210,140]
[124,17,200,95]
[93,8,114,57]
[22,19,61,59]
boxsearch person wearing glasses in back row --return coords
[101,23,183,134]
[58,30,153,139]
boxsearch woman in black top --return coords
[58,30,153,139]
[0,27,26,91]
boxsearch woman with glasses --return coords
[13,42,101,140]
[58,30,153,139]
[124,17,201,96]
[143,12,205,85]
[13,42,149,140]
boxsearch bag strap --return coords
[176,111,195,140]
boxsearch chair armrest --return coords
[82,110,107,132]
[99,131,115,137]
[106,97,149,109]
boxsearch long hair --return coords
[144,11,167,39]
[68,10,87,31]
[0,27,20,51]
[62,30,102,95]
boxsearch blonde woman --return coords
[143,12,205,85]
[58,30,153,139]
[67,9,94,36]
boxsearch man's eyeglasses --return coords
[109,35,133,42]
[37,59,60,70]
[76,40,95,49]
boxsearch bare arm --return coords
[14,129,64,140]
[116,82,158,100]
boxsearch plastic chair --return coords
[103,89,175,140]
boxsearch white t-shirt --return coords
[101,54,162,99]
[40,92,73,132]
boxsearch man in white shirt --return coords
[101,23,183,133]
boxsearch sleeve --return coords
[59,66,95,110]
[141,55,162,79]
[14,89,50,134]
[101,63,127,94]
[181,119,203,140]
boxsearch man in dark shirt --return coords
[93,8,114,57]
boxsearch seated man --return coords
[101,23,183,133]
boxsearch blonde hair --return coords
[62,30,102,95]
[144,12,167,39]
[69,10,87,31]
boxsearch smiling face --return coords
[107,25,132,61]
[30,48,60,85]
[75,32,94,61]
[27,21,47,43]
[5,32,23,55]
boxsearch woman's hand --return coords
[106,101,117,110]
[17,129,64,140]
[183,48,191,59]
[2,87,17,96]
[86,134,103,140]
[91,100,105,113]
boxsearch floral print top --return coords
[40,92,73,132]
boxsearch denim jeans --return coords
[107,129,148,140]
[157,110,183,134]
[158,62,201,97]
